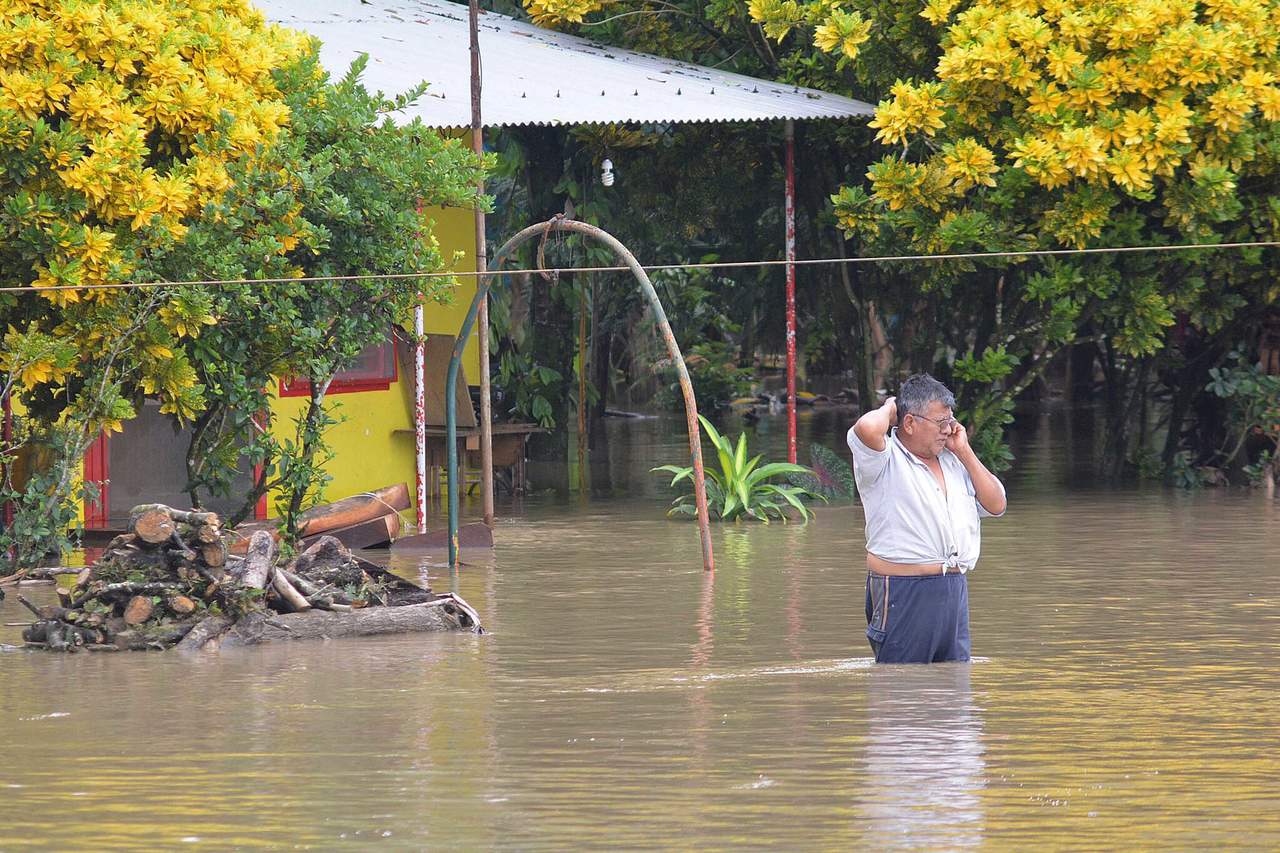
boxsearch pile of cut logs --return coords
[15,504,480,653]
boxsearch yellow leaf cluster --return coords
[869,0,1280,242]
[158,301,217,339]
[813,9,871,60]
[2,325,76,391]
[746,0,872,60]
[942,137,999,191]
[870,81,947,146]
[524,0,606,26]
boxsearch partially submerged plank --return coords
[392,521,494,551]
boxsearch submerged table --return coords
[394,423,545,496]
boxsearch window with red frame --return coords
[279,335,397,396]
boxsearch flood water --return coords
[2,407,1278,848]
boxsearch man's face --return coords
[904,399,957,456]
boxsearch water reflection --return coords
[860,664,986,849]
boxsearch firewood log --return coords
[106,533,137,550]
[200,543,226,569]
[129,504,220,527]
[239,531,276,590]
[271,570,312,613]
[167,595,197,616]
[123,596,154,625]
[72,581,181,609]
[195,524,221,544]
[130,509,176,545]
[174,615,234,652]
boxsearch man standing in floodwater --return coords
[847,374,1007,664]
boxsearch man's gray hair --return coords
[897,373,956,427]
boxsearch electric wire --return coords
[2,239,1277,294]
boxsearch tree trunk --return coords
[284,376,334,539]
[174,615,235,652]
[217,598,474,647]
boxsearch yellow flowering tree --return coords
[0,0,307,567]
[790,0,1280,471]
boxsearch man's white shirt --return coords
[847,426,1005,573]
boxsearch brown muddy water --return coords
[1,408,1278,849]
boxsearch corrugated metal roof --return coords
[256,0,875,128]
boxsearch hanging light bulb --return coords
[600,158,615,187]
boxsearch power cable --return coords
[2,239,1277,294]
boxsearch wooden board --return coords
[226,520,278,556]
[296,483,409,538]
[300,512,401,551]
[227,484,408,554]
[397,333,476,428]
[392,522,494,551]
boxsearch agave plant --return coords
[652,415,827,522]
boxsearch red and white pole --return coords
[414,302,427,533]
[784,119,797,465]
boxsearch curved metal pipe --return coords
[446,217,714,571]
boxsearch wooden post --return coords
[2,390,13,531]
[469,0,495,529]
[577,280,589,493]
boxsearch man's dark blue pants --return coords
[864,572,971,663]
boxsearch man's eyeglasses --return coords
[909,413,959,432]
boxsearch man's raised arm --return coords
[853,396,897,452]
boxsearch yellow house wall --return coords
[266,205,479,515]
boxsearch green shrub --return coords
[653,416,826,522]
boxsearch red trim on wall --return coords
[254,470,268,521]
[279,339,398,397]
[251,411,269,521]
[83,432,110,528]
[280,376,393,396]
